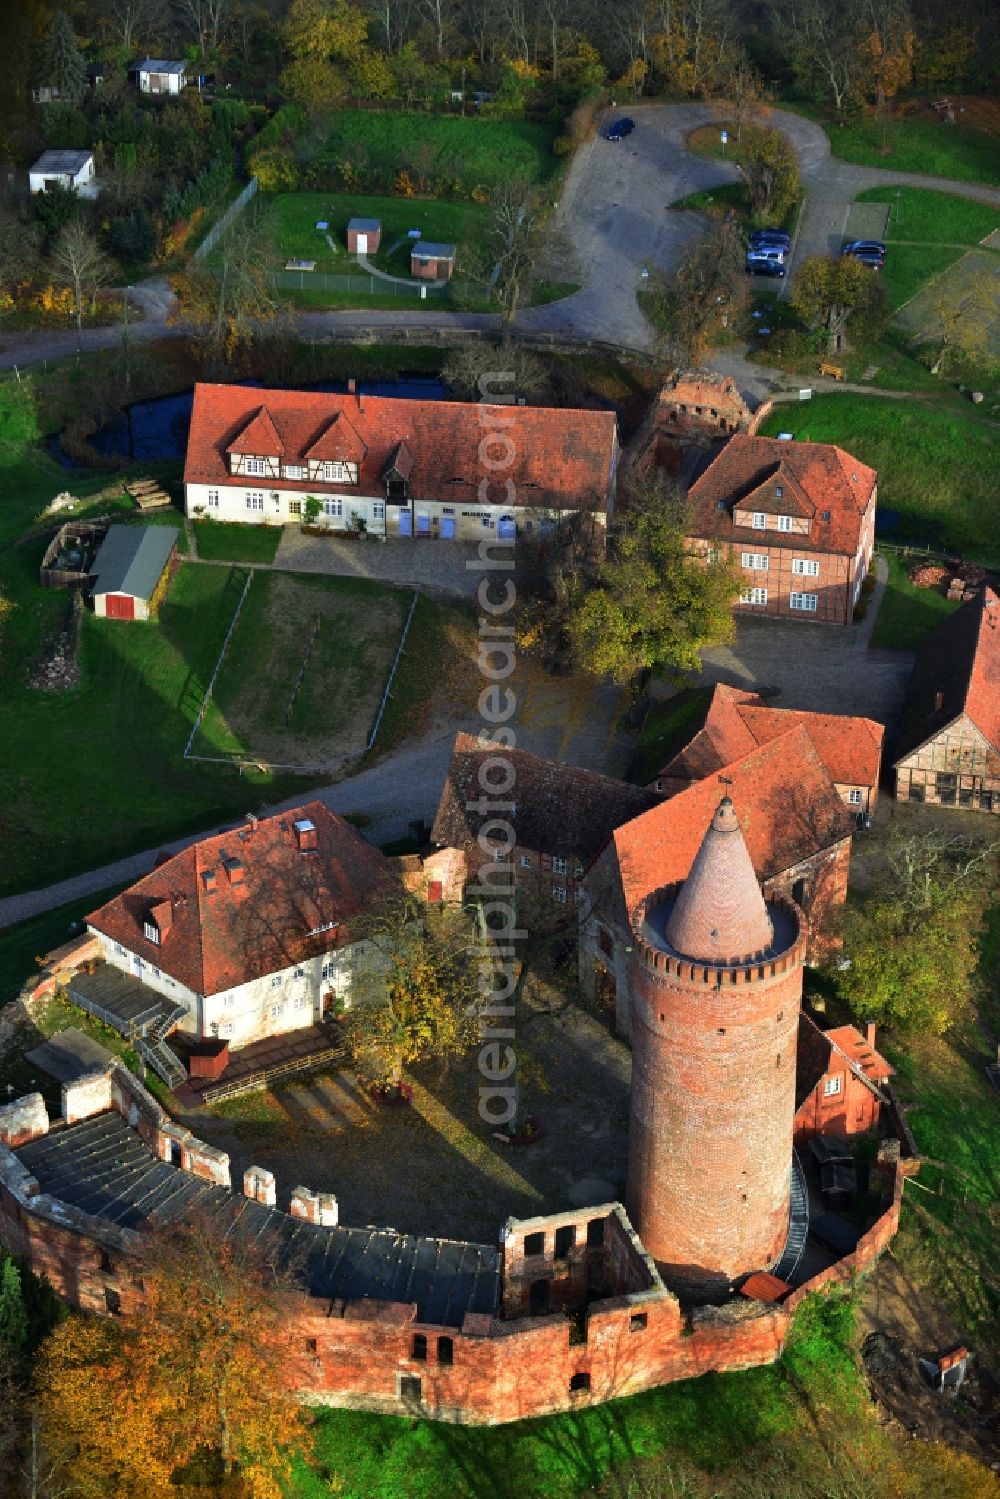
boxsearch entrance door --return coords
[398,510,412,537]
[105,593,135,620]
[498,517,516,541]
[416,512,431,536]
[440,516,456,539]
[356,233,368,254]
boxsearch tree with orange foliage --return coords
[169,206,280,373]
[35,1218,306,1499]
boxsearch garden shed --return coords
[347,218,381,254]
[130,59,187,94]
[90,525,179,621]
[29,150,96,196]
[410,241,456,281]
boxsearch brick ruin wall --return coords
[0,1061,912,1425]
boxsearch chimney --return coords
[934,689,944,713]
[245,812,258,834]
[222,854,245,886]
[347,377,356,394]
[294,817,318,852]
[866,1021,877,1049]
[201,869,217,896]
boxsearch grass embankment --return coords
[757,394,1000,560]
[629,688,712,785]
[780,102,1000,186]
[853,185,1000,310]
[870,554,962,650]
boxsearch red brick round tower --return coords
[625,796,807,1300]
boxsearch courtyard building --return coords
[183,383,619,541]
[649,683,884,814]
[893,586,1000,811]
[684,434,878,626]
[85,802,398,1051]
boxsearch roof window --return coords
[294,818,318,852]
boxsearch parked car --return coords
[746,247,786,278]
[749,229,791,249]
[850,250,885,271]
[843,239,886,259]
[604,117,635,140]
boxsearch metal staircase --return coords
[138,1035,187,1089]
[773,1150,810,1284]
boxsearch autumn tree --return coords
[778,0,864,114]
[442,339,548,402]
[927,259,997,375]
[169,207,280,370]
[833,829,994,1036]
[568,477,741,687]
[464,180,561,335]
[739,125,800,224]
[50,222,114,361]
[721,48,766,142]
[280,0,369,108]
[643,215,745,365]
[859,0,915,121]
[344,897,481,1087]
[38,11,87,105]
[791,254,889,355]
[35,1219,305,1499]
[0,203,41,309]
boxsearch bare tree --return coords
[177,0,230,53]
[775,0,863,114]
[50,222,114,362]
[101,0,166,52]
[442,339,549,402]
[465,181,567,335]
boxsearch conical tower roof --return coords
[663,797,773,964]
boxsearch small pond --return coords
[48,375,449,470]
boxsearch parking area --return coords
[273,529,483,597]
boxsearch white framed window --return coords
[751,511,766,529]
[323,498,342,518]
[323,461,347,482]
[741,552,769,571]
[207,490,219,508]
[219,1022,233,1038]
[373,502,384,519]
[551,856,567,875]
[244,457,267,476]
[222,994,234,1008]
[284,464,305,480]
[776,514,793,532]
[245,492,264,511]
[270,975,282,989]
[552,885,567,903]
[288,499,302,516]
[847,789,863,805]
[740,587,768,606]
[114,943,127,957]
[294,995,309,1010]
[142,920,160,945]
[775,484,783,498]
[792,558,820,576]
[790,592,819,612]
[270,1003,285,1019]
[823,1075,842,1097]
[321,960,339,980]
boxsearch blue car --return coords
[605,117,636,141]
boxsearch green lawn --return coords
[261,192,489,277]
[855,185,1000,246]
[684,122,741,162]
[869,553,962,650]
[313,112,560,196]
[780,104,1000,186]
[288,1293,863,1498]
[757,394,1000,560]
[192,519,282,564]
[629,689,712,785]
[671,183,749,217]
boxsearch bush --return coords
[248,146,299,193]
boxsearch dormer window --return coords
[323,461,347,482]
[776,514,792,532]
[244,457,267,476]
[752,512,766,529]
[143,920,160,945]
[284,463,305,480]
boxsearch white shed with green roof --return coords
[90,524,179,621]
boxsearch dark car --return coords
[745,251,785,279]
[850,251,884,271]
[749,229,791,249]
[604,117,636,141]
[843,239,886,258]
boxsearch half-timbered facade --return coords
[894,587,1000,811]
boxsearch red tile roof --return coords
[686,435,877,557]
[184,383,619,514]
[654,685,883,792]
[739,1271,792,1303]
[87,803,398,997]
[825,1025,893,1083]
[895,587,1000,761]
[615,725,854,918]
[795,1013,893,1108]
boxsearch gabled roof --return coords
[134,58,187,73]
[227,406,285,457]
[654,684,884,792]
[795,1013,893,1109]
[185,383,618,514]
[732,460,815,519]
[615,725,854,919]
[412,241,456,259]
[895,587,1000,762]
[90,524,178,601]
[87,803,398,998]
[431,734,660,866]
[31,150,94,174]
[687,435,877,557]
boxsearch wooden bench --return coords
[818,363,846,381]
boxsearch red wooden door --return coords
[104,594,135,620]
